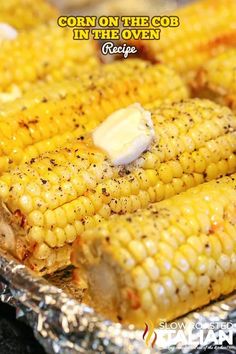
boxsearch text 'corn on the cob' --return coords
[72,174,236,327]
[0,60,189,174]
[0,23,98,102]
[129,0,236,80]
[0,98,236,275]
[0,0,58,30]
[192,49,236,113]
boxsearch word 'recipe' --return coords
[101,42,137,58]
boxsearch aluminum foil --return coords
[0,248,236,354]
[1,0,235,353]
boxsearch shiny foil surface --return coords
[0,249,236,354]
[1,1,236,353]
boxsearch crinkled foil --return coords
[1,1,235,352]
[0,248,236,354]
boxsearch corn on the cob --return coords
[192,49,236,113]
[0,0,58,30]
[0,98,236,275]
[130,0,236,81]
[0,23,98,101]
[72,174,236,327]
[0,60,189,174]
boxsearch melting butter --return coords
[92,103,155,165]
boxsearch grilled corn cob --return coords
[0,98,236,275]
[0,60,189,174]
[130,0,236,80]
[0,23,98,102]
[0,0,58,30]
[72,174,236,326]
[192,49,236,112]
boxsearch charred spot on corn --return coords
[0,60,188,174]
[71,174,236,327]
[1,98,236,275]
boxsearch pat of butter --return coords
[92,103,155,165]
[0,23,18,41]
[0,85,21,103]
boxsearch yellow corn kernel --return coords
[72,174,236,326]
[1,99,236,275]
[0,60,188,174]
[192,49,236,113]
[0,0,58,30]
[129,0,236,81]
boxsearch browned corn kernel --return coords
[72,174,236,327]
[0,98,235,275]
[192,49,236,113]
[0,60,189,174]
[128,0,236,81]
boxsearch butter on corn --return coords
[129,0,236,81]
[0,0,58,30]
[92,103,155,165]
[0,60,189,174]
[0,85,21,104]
[192,49,236,113]
[0,98,236,275]
[0,23,18,41]
[72,174,236,327]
